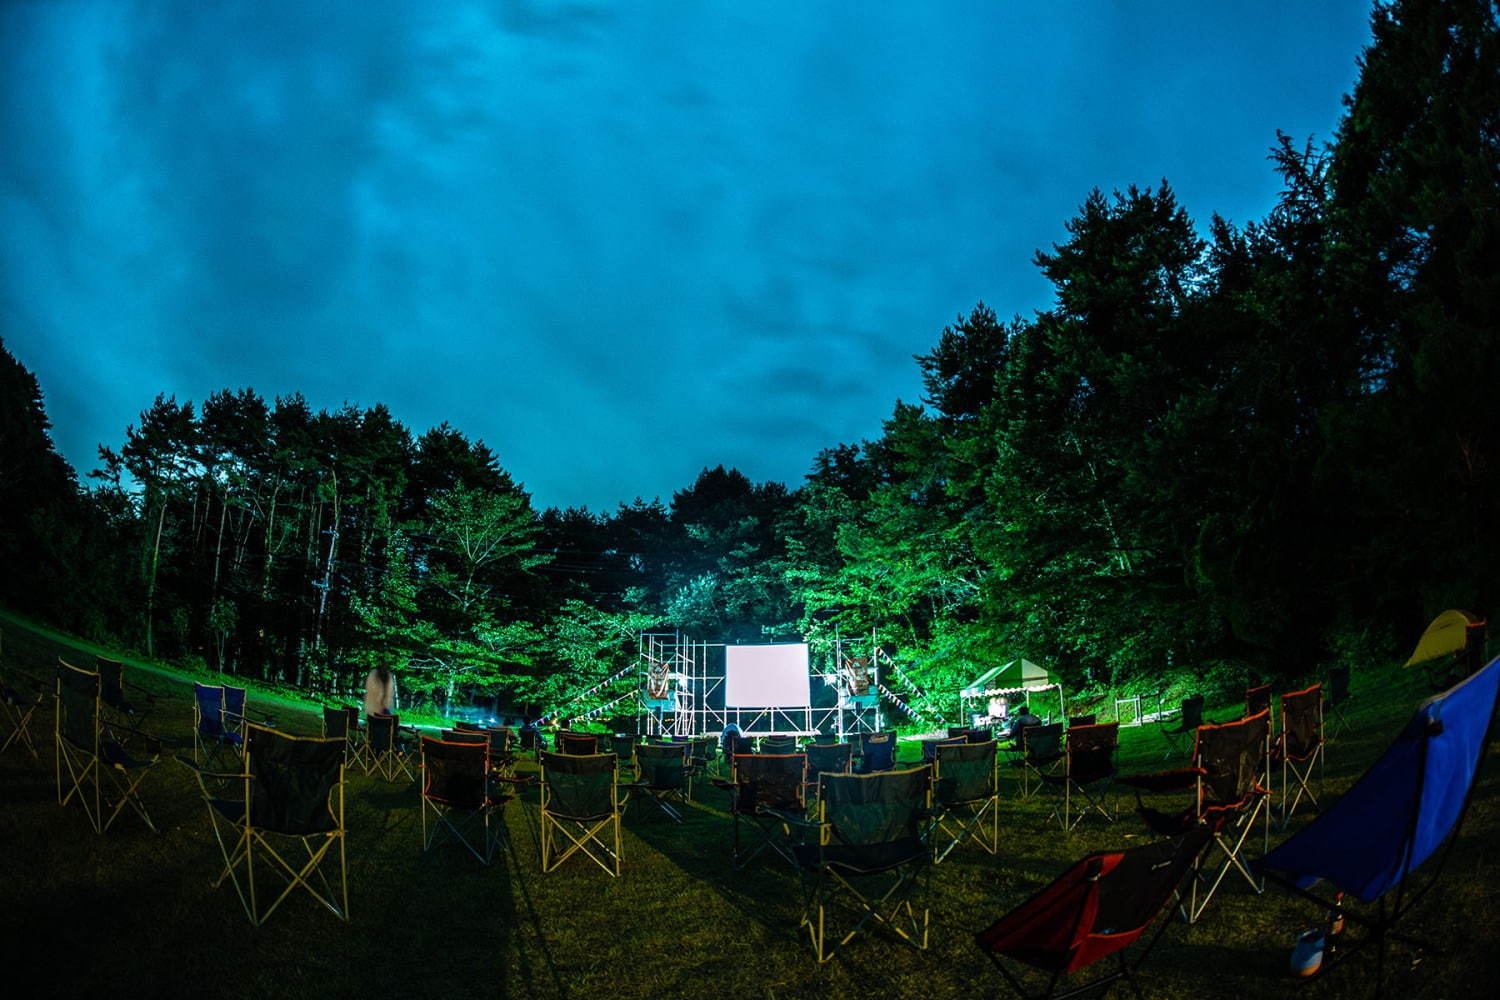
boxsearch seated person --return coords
[1007,701,1043,741]
[720,722,743,756]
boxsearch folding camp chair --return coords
[452,720,484,733]
[975,827,1213,1000]
[1273,683,1325,829]
[559,731,600,756]
[1244,683,1272,719]
[55,658,162,833]
[339,705,371,771]
[793,766,932,962]
[322,706,356,767]
[921,735,966,765]
[1257,656,1500,992]
[714,752,807,867]
[856,730,897,773]
[1159,695,1204,759]
[486,726,518,779]
[931,740,999,862]
[366,713,417,781]
[178,723,347,926]
[539,750,622,875]
[686,736,718,785]
[607,733,637,776]
[222,684,276,746]
[1009,723,1063,800]
[1326,665,1353,736]
[761,735,798,754]
[441,728,487,744]
[722,732,753,770]
[965,725,994,744]
[1065,714,1096,729]
[804,742,853,802]
[948,725,974,739]
[1040,723,1118,831]
[95,655,156,729]
[420,736,514,864]
[629,742,693,822]
[518,726,545,759]
[1,668,46,759]
[194,683,243,767]
[1118,708,1271,923]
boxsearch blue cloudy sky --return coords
[1,1,1374,512]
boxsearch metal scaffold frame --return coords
[636,631,885,740]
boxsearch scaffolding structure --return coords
[636,631,884,739]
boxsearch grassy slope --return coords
[2,616,1498,999]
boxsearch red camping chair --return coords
[975,827,1211,999]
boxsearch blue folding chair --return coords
[1257,656,1500,992]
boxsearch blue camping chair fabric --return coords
[1257,656,1500,989]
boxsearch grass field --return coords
[2,615,1498,999]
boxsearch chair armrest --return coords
[104,721,162,754]
[762,807,820,830]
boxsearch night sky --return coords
[1,1,1373,512]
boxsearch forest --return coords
[2,0,1496,723]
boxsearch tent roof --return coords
[963,659,1055,695]
[1404,609,1485,668]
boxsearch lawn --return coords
[2,616,1498,999]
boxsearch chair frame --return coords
[1042,722,1119,831]
[1159,694,1204,759]
[420,736,509,864]
[365,712,418,781]
[178,723,348,926]
[55,658,161,834]
[539,750,623,876]
[1,669,46,759]
[720,752,807,867]
[193,682,243,768]
[1010,722,1064,800]
[795,766,933,963]
[1274,683,1325,829]
[630,742,694,823]
[931,740,1000,862]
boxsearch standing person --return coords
[364,662,398,718]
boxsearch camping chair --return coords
[856,730,897,773]
[1326,665,1353,736]
[441,728,487,744]
[95,655,156,728]
[452,720,484,733]
[686,736,718,785]
[1159,695,1204,759]
[761,734,798,754]
[339,705,370,771]
[630,742,693,822]
[1244,683,1272,719]
[366,713,417,781]
[55,658,162,833]
[420,736,513,864]
[715,753,807,867]
[222,684,276,746]
[974,827,1213,1000]
[965,725,994,744]
[931,740,999,862]
[559,731,600,756]
[518,726,545,759]
[607,733,637,776]
[1273,683,1325,829]
[178,723,346,926]
[804,742,853,802]
[539,750,622,875]
[1040,722,1119,831]
[1117,708,1272,923]
[193,683,243,767]
[921,735,966,764]
[486,726,518,779]
[321,706,355,767]
[793,766,932,963]
[1009,723,1064,800]
[1065,714,1096,729]
[722,732,753,769]
[1,668,47,759]
[1256,656,1500,992]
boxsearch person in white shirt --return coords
[363,664,398,718]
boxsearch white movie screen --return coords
[724,643,812,708]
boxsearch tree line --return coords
[3,0,1495,716]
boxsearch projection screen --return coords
[725,643,812,707]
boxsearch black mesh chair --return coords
[607,733,637,776]
[975,828,1212,1000]
[1159,695,1204,759]
[1009,722,1063,799]
[441,728,487,744]
[793,766,932,962]
[178,723,347,926]
[539,751,621,875]
[341,705,370,771]
[804,742,853,801]
[856,730,897,773]
[193,683,242,768]
[716,753,807,867]
[686,736,718,785]
[1,667,46,760]
[1040,722,1119,831]
[920,735,966,764]
[452,720,484,733]
[366,713,418,781]
[1244,683,1272,719]
[485,726,518,779]
[420,736,513,864]
[222,683,276,747]
[932,740,999,862]
[965,725,994,744]
[95,655,155,728]
[55,658,161,833]
[761,735,798,754]
[322,706,355,767]
[630,742,693,822]
[1273,683,1325,829]
[559,731,600,756]
[1118,709,1271,923]
[1326,665,1353,736]
[518,726,545,759]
